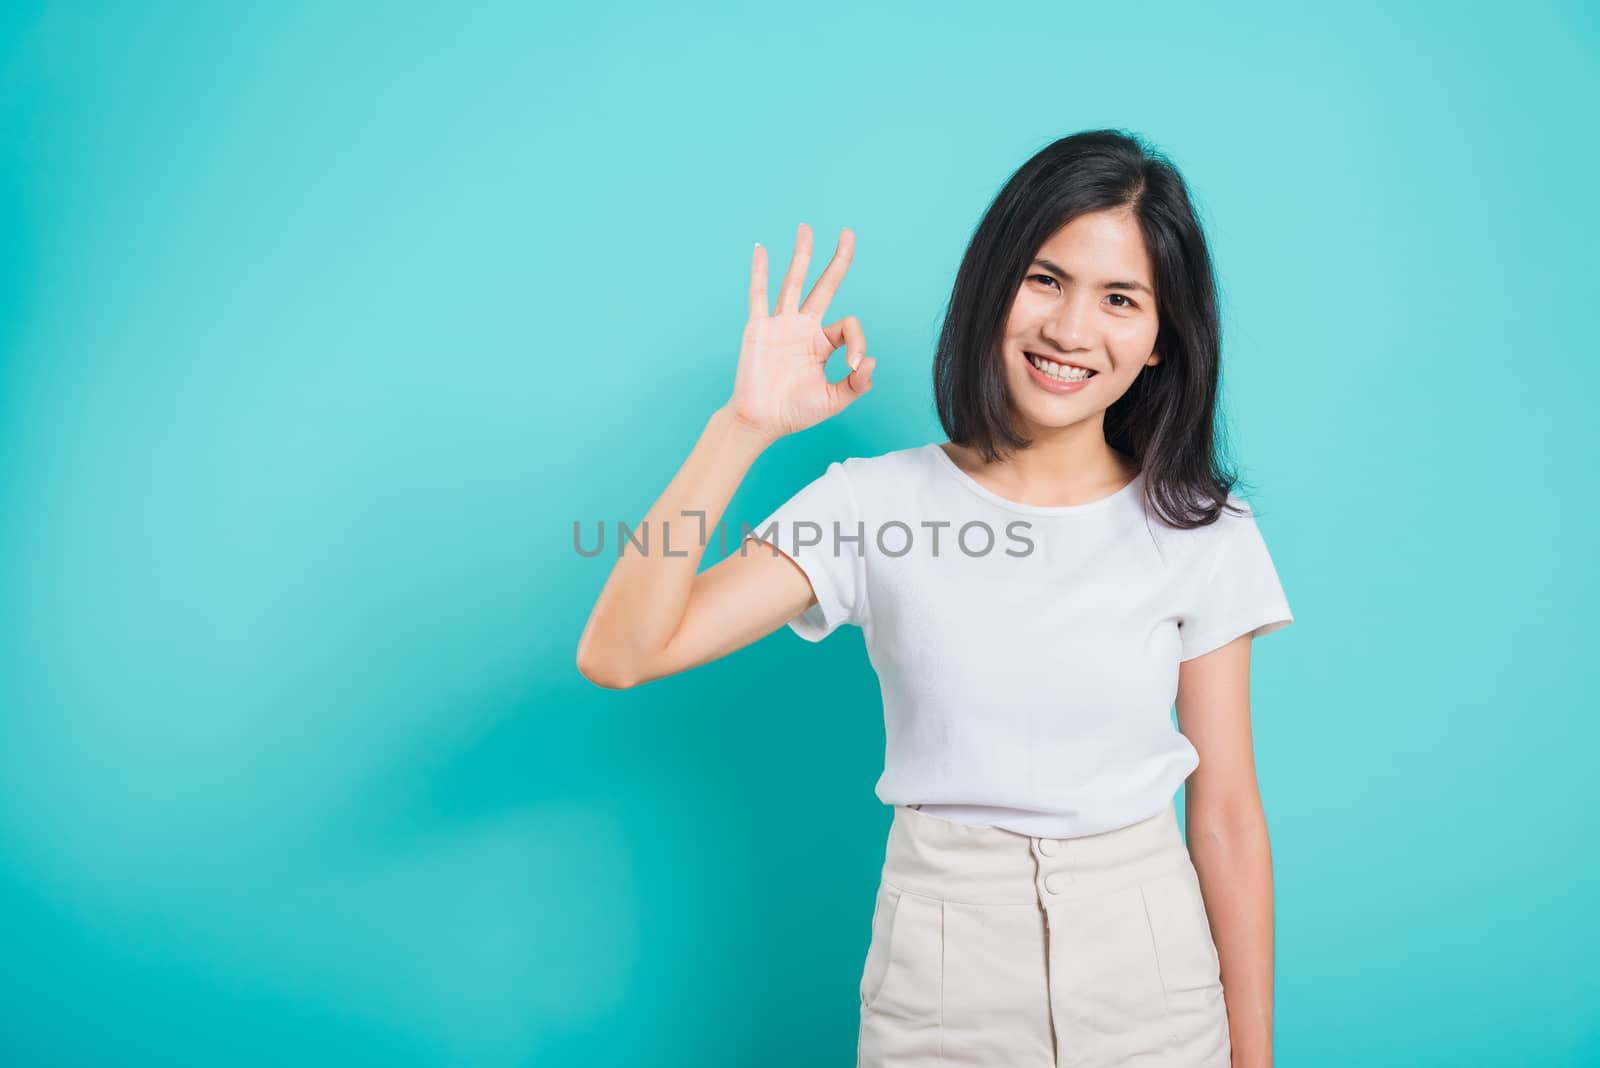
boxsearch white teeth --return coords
[1027,354,1095,381]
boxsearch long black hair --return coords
[932,128,1252,530]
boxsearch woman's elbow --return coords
[576,640,638,690]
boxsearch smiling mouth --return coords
[1025,352,1098,381]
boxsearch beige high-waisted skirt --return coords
[857,801,1231,1067]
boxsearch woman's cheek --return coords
[1110,321,1158,355]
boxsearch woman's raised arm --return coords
[576,224,877,689]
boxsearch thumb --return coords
[825,356,875,415]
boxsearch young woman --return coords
[577,128,1293,1068]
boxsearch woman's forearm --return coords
[576,403,775,687]
[1188,812,1275,1068]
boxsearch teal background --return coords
[2,2,1595,1065]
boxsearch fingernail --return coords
[848,353,860,371]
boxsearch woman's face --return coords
[999,208,1161,436]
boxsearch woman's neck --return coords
[940,436,1138,509]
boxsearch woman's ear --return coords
[1146,350,1161,368]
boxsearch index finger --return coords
[799,227,855,320]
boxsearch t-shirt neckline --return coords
[925,442,1145,516]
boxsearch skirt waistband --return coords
[881,801,1190,906]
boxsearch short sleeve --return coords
[1177,499,1294,661]
[741,459,867,642]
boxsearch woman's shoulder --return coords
[836,442,938,478]
[1141,488,1272,571]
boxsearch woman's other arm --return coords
[1176,636,1275,1068]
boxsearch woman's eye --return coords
[1029,275,1138,310]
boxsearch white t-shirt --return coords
[742,442,1295,839]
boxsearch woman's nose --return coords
[1040,295,1096,349]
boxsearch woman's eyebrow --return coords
[1032,258,1153,297]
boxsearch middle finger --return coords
[800,227,855,321]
